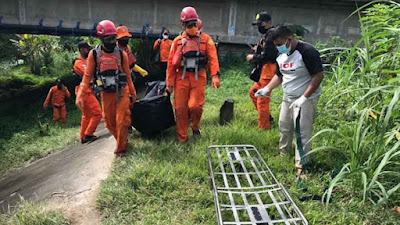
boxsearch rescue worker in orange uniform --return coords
[166,7,221,143]
[153,28,173,80]
[73,41,102,143]
[246,12,278,130]
[43,78,71,125]
[116,25,148,78]
[76,20,136,157]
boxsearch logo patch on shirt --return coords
[280,62,294,69]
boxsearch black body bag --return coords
[131,81,175,134]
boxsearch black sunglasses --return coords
[186,22,198,29]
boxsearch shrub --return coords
[0,34,18,62]
[11,35,60,75]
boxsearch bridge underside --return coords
[0,0,369,43]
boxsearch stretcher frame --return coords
[207,145,308,225]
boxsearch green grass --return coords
[0,63,82,177]
[97,65,400,224]
[0,64,75,102]
[0,66,55,86]
[0,199,69,225]
[0,95,81,176]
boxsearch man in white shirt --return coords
[255,25,324,176]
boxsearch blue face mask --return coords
[277,39,291,54]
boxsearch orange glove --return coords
[75,88,84,111]
[43,104,48,110]
[211,75,220,89]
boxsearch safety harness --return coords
[92,45,126,102]
[177,35,207,80]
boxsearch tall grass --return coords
[309,1,400,207]
[96,63,400,224]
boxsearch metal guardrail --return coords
[0,23,178,40]
[207,145,308,225]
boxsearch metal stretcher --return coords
[207,145,308,225]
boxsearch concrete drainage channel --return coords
[207,145,308,225]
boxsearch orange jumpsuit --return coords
[78,48,136,153]
[249,63,276,130]
[154,39,173,80]
[73,55,102,140]
[44,85,71,125]
[249,32,277,130]
[167,32,219,142]
[153,39,173,62]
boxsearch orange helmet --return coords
[97,20,117,36]
[116,25,132,39]
[180,7,198,23]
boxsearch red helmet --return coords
[197,19,203,30]
[96,20,117,37]
[180,7,198,23]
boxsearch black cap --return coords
[252,12,271,25]
[77,41,91,50]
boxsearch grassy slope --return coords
[97,66,400,225]
[0,66,54,86]
[0,91,81,176]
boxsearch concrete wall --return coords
[0,0,368,43]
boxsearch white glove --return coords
[290,95,308,108]
[254,86,270,97]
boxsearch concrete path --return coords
[0,124,115,225]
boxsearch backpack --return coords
[72,57,82,85]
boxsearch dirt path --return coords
[0,124,115,225]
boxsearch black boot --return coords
[82,135,98,144]
[192,130,201,139]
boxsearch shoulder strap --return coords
[93,45,102,72]
[113,47,124,70]
[119,49,124,68]
[180,38,187,53]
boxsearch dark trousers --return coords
[160,62,168,81]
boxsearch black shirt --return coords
[253,29,278,64]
